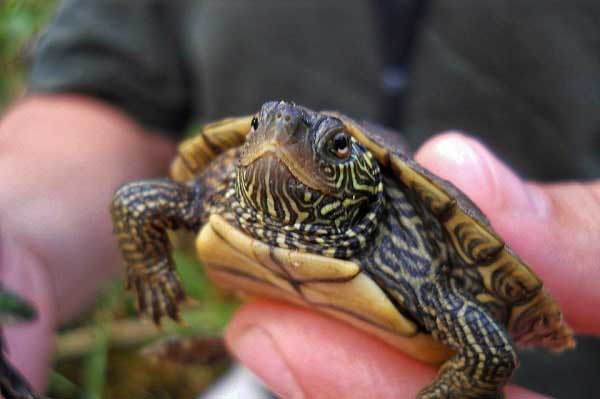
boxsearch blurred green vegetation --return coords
[0,0,58,108]
[51,253,238,399]
[1,2,239,398]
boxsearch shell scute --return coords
[170,116,253,182]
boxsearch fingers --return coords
[1,95,176,324]
[415,132,600,333]
[414,132,534,213]
[1,233,56,391]
[226,300,546,399]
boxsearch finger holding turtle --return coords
[417,133,600,334]
[227,299,548,399]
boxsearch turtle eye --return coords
[329,132,350,159]
[251,116,259,130]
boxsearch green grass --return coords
[49,253,238,399]
[1,2,239,397]
[0,0,58,107]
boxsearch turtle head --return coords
[237,100,382,230]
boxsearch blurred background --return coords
[1,4,238,398]
[2,1,599,398]
[0,0,55,107]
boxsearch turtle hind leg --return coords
[110,179,205,325]
[142,335,229,366]
[417,279,518,399]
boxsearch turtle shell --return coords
[171,109,573,364]
[326,111,573,351]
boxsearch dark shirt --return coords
[29,0,600,180]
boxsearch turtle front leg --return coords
[111,179,203,325]
[418,279,518,399]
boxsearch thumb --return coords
[415,132,600,333]
[226,299,543,399]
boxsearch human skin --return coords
[1,96,599,397]
[1,94,175,389]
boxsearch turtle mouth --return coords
[239,138,335,196]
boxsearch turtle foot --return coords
[126,259,186,326]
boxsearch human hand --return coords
[1,95,175,391]
[225,132,600,398]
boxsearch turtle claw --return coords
[126,263,186,327]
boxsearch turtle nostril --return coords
[275,103,302,129]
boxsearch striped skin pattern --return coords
[233,138,383,259]
[111,148,240,324]
[362,176,517,398]
[111,101,573,399]
[111,179,198,323]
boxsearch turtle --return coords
[111,100,575,398]
[0,284,39,399]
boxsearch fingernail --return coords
[229,326,304,399]
[417,133,548,219]
[417,133,497,208]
